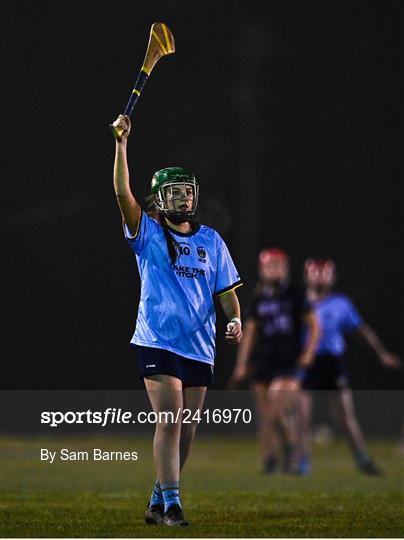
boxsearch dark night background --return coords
[2,0,403,389]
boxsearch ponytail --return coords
[160,215,180,265]
[145,195,179,265]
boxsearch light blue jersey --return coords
[310,293,363,356]
[124,212,242,364]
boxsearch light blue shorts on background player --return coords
[124,211,242,365]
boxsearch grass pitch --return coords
[0,434,403,537]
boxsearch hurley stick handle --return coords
[109,22,175,141]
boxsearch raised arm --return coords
[112,115,141,236]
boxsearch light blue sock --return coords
[149,478,163,506]
[161,483,181,512]
[299,454,311,474]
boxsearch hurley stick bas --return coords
[109,22,175,140]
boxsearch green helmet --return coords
[151,166,199,221]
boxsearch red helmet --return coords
[259,248,289,265]
[304,258,336,284]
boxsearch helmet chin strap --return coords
[311,284,332,295]
[164,211,189,224]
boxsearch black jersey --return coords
[249,285,310,370]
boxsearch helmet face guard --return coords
[304,258,336,286]
[258,247,289,285]
[151,167,199,221]
[155,181,199,220]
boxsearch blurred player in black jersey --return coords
[297,258,401,476]
[230,248,320,473]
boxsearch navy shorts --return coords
[250,364,300,384]
[303,354,350,390]
[136,346,214,387]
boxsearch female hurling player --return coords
[112,115,243,526]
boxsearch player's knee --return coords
[180,420,198,442]
[156,416,182,437]
[266,407,283,424]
